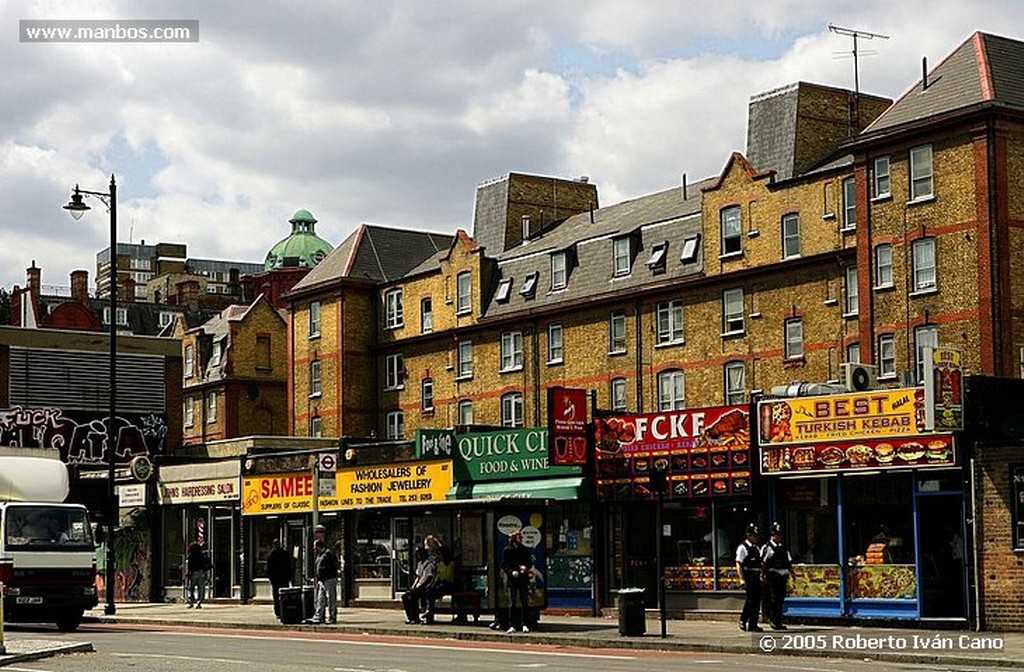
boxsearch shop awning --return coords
[446,476,587,502]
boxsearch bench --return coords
[434,590,482,623]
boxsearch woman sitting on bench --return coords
[423,546,455,624]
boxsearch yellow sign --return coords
[242,472,340,516]
[758,388,925,445]
[335,460,452,510]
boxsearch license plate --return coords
[16,596,43,604]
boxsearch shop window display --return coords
[661,502,761,591]
[353,514,392,579]
[844,473,916,600]
[778,478,841,598]
[548,504,593,604]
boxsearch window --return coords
[910,145,933,200]
[609,311,626,353]
[610,378,627,412]
[386,411,405,440]
[457,340,473,378]
[844,266,859,315]
[657,370,685,411]
[500,331,523,372]
[103,307,128,326]
[209,340,222,368]
[457,400,474,426]
[873,156,891,197]
[551,252,567,290]
[646,242,667,273]
[847,343,861,364]
[720,206,742,255]
[912,238,936,291]
[184,398,194,427]
[781,213,800,259]
[722,288,744,335]
[656,300,684,345]
[520,272,539,298]
[385,353,404,390]
[422,378,434,412]
[309,301,321,338]
[501,392,524,428]
[207,393,217,423]
[495,278,513,303]
[915,326,939,384]
[548,323,563,364]
[878,333,897,378]
[456,271,472,314]
[842,177,856,230]
[724,361,745,405]
[256,335,271,369]
[158,311,174,327]
[420,297,433,334]
[784,318,804,360]
[613,237,631,277]
[309,416,322,438]
[384,289,403,329]
[680,234,701,264]
[309,359,322,397]
[184,344,194,378]
[875,244,894,288]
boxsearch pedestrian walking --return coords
[304,539,338,624]
[265,538,292,618]
[501,530,533,634]
[761,522,792,630]
[735,523,763,632]
[185,540,210,609]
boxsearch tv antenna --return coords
[829,23,889,130]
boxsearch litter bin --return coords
[302,585,315,620]
[617,588,646,636]
[279,587,303,624]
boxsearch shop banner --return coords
[924,347,964,431]
[455,428,582,483]
[594,405,751,501]
[335,460,452,509]
[158,476,240,505]
[758,389,926,446]
[416,429,454,459]
[242,472,337,515]
[548,387,588,466]
[760,435,955,475]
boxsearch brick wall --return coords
[975,444,1024,631]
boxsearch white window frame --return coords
[784,318,804,360]
[309,416,322,438]
[724,361,745,405]
[612,237,631,277]
[910,145,934,201]
[912,238,937,292]
[209,340,222,368]
[873,156,891,198]
[547,323,563,364]
[609,311,626,353]
[495,278,513,303]
[207,393,217,423]
[184,398,194,428]
[551,252,567,290]
[842,177,856,230]
[646,242,667,272]
[847,343,861,364]
[500,331,523,372]
[878,333,897,378]
[520,272,539,297]
[655,300,684,345]
[309,300,321,338]
[722,288,744,335]
[501,392,524,428]
[457,399,474,426]
[915,325,939,384]
[657,370,685,411]
[680,234,701,264]
[309,359,322,397]
[457,340,473,379]
[844,266,859,316]
[720,206,742,256]
[385,288,403,329]
[385,353,404,390]
[184,344,194,378]
[386,410,405,440]
[422,377,434,412]
[610,378,627,412]
[456,271,472,315]
[421,297,433,334]
[782,213,800,259]
[158,311,174,327]
[875,244,894,288]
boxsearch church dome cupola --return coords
[264,209,334,270]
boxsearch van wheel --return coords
[56,610,83,632]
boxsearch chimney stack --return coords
[26,261,41,300]
[70,270,89,304]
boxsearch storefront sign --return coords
[924,347,964,431]
[594,405,751,501]
[760,435,955,475]
[241,472,338,515]
[158,476,240,505]
[334,460,451,509]
[116,483,146,507]
[548,387,588,466]
[455,428,581,482]
[758,389,926,446]
[1012,465,1024,551]
[416,429,454,459]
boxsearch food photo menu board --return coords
[594,405,752,501]
[760,435,955,475]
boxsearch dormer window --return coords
[495,278,513,303]
[520,272,539,298]
[680,234,701,264]
[613,237,631,277]
[646,242,668,273]
[551,252,567,290]
[209,340,223,367]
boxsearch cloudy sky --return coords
[2,1,1021,294]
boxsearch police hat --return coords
[745,523,759,535]
[770,522,783,535]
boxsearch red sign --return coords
[594,405,751,501]
[760,435,956,475]
[548,387,588,466]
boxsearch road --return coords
[0,623,999,672]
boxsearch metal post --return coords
[106,174,118,616]
[657,490,666,638]
[0,580,6,655]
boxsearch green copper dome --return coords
[264,209,334,270]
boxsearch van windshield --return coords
[3,505,94,551]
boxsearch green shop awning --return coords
[446,477,587,502]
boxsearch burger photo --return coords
[926,440,950,461]
[897,441,927,461]
[874,443,895,463]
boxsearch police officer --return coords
[761,522,792,630]
[735,523,764,632]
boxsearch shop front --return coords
[594,405,757,611]
[759,389,968,621]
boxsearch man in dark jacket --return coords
[266,539,291,618]
[500,530,533,634]
[761,522,793,630]
[735,523,764,632]
[304,539,338,624]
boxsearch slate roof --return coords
[864,32,1024,135]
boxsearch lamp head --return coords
[63,186,90,220]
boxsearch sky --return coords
[2,1,1022,295]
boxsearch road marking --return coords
[111,652,248,664]
[3,668,56,672]
[753,663,843,672]
[516,664,549,668]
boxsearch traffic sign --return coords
[318,453,337,473]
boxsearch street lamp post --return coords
[64,174,118,616]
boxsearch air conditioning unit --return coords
[842,363,879,392]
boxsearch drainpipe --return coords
[634,297,644,413]
[532,320,542,426]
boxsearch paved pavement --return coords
[3,600,1024,668]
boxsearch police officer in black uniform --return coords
[761,522,792,630]
[735,523,763,632]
